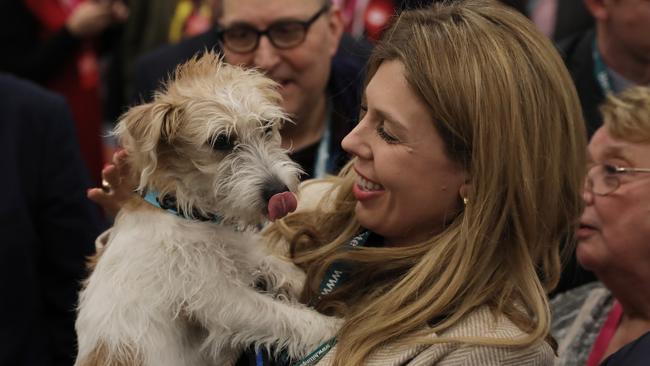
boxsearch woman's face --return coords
[341,60,467,247]
[576,126,650,277]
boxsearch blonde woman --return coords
[93,1,586,364]
[260,1,586,364]
[551,86,650,366]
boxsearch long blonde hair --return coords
[267,1,586,364]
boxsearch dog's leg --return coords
[197,285,341,361]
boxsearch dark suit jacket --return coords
[131,30,370,177]
[0,74,107,366]
[548,30,601,296]
[558,29,604,138]
[553,0,593,41]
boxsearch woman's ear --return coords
[459,182,471,205]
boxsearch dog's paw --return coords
[258,256,306,299]
[279,265,306,299]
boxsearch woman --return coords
[261,1,586,364]
[94,1,587,364]
[551,86,650,366]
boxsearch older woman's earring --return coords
[462,197,469,206]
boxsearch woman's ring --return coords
[101,179,112,192]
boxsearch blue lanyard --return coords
[592,38,613,95]
[256,231,371,366]
[313,103,333,179]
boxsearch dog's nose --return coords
[262,181,290,203]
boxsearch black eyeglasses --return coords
[216,4,330,53]
[585,163,650,196]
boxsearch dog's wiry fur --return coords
[75,53,340,366]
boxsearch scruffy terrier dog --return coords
[74,53,340,366]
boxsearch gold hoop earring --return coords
[462,197,469,206]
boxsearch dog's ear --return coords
[157,103,184,142]
[114,101,183,191]
[117,101,184,147]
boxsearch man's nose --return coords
[253,35,281,71]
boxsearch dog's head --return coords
[115,52,302,225]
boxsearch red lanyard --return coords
[585,301,623,366]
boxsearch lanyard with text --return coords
[592,38,613,95]
[315,231,370,300]
[290,231,370,366]
[256,231,371,366]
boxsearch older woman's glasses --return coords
[586,163,650,196]
[216,5,330,53]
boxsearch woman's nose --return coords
[342,117,372,160]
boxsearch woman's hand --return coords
[87,150,135,219]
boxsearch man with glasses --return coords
[132,0,370,179]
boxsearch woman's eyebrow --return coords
[374,107,407,133]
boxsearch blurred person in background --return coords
[528,0,593,41]
[0,0,128,185]
[116,0,216,122]
[559,0,650,138]
[0,74,107,366]
[551,86,650,366]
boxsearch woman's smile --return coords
[352,169,385,201]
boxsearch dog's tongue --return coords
[267,191,297,221]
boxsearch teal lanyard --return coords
[141,190,223,223]
[290,338,338,366]
[592,38,613,95]
[313,103,332,179]
[316,231,370,299]
[288,230,370,366]
[257,231,371,366]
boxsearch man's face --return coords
[602,0,650,63]
[218,0,343,121]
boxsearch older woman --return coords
[551,86,650,366]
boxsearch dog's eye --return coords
[262,122,274,135]
[210,134,234,151]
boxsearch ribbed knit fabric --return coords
[315,307,555,365]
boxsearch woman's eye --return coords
[376,123,399,144]
[210,134,234,151]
